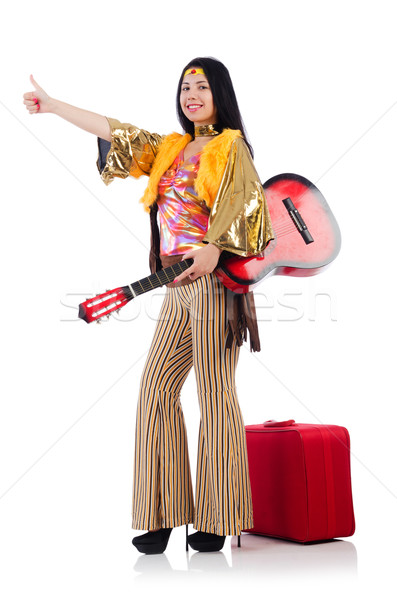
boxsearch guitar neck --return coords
[122,258,194,299]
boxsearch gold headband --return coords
[183,67,205,78]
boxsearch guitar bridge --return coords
[283,197,314,244]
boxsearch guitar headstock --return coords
[78,286,130,323]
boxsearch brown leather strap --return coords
[225,289,261,352]
[149,204,162,274]
[243,291,261,352]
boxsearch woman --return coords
[23,57,274,554]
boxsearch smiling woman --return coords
[22,56,274,556]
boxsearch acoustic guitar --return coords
[78,173,341,324]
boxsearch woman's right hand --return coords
[22,75,111,140]
[23,74,52,114]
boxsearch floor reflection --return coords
[229,534,357,578]
[132,532,357,583]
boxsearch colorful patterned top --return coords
[156,150,210,256]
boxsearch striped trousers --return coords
[131,273,254,536]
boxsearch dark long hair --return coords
[176,57,253,157]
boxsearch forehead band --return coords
[183,68,205,77]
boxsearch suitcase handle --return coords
[263,419,296,427]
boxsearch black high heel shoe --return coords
[132,527,173,554]
[187,530,226,552]
[132,525,189,554]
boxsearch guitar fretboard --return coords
[122,259,194,299]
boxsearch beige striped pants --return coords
[131,273,254,536]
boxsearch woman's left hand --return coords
[174,244,222,283]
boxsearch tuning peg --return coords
[96,318,102,324]
[105,314,110,320]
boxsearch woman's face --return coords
[180,70,218,126]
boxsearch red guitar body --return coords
[215,173,341,293]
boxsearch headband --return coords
[183,67,205,78]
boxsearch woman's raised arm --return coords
[22,75,111,142]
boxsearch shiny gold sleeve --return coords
[97,117,165,185]
[202,138,274,256]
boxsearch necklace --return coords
[194,124,219,137]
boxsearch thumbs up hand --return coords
[23,74,51,114]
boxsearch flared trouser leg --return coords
[131,273,254,535]
[181,275,254,536]
[131,287,195,530]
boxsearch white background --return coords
[1,0,396,597]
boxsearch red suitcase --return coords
[243,419,355,542]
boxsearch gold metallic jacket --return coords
[98,117,274,257]
[97,117,275,351]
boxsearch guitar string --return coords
[97,227,302,305]
[276,227,299,237]
[274,226,295,236]
[105,218,313,304]
[127,226,300,296]
[273,218,303,233]
[86,269,172,319]
[90,225,306,313]
[129,261,190,294]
